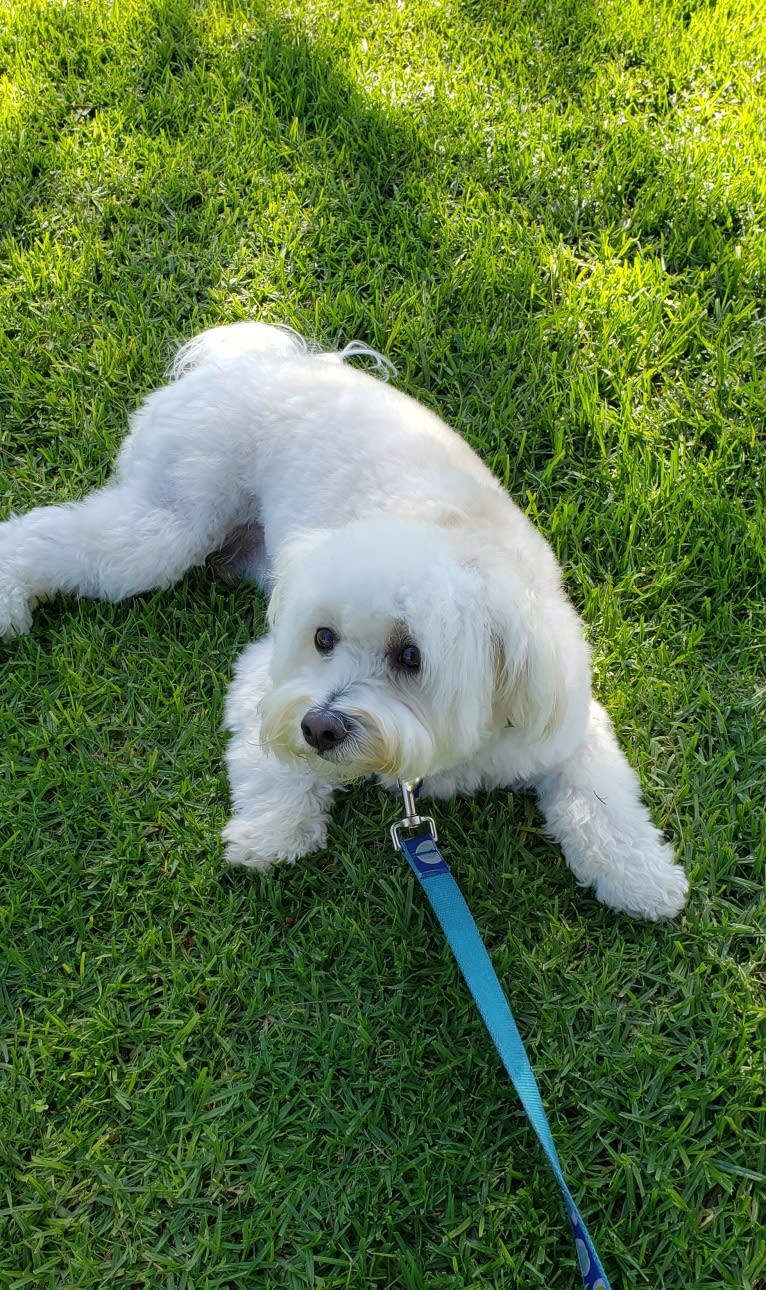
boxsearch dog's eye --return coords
[396,643,421,673]
[314,627,337,654]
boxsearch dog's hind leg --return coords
[534,699,688,920]
[0,350,268,638]
[222,638,335,871]
[0,479,238,637]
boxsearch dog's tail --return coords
[169,322,305,378]
[170,323,394,381]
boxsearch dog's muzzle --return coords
[300,707,352,756]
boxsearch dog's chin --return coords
[279,743,411,785]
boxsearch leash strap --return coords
[398,829,613,1290]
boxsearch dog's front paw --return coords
[222,813,328,873]
[593,843,689,921]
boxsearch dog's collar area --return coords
[390,777,438,852]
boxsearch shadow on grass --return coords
[456,0,760,277]
[3,0,759,346]
[2,3,432,340]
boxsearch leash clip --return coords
[390,777,438,852]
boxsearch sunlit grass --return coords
[1,1,764,1286]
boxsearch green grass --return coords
[1,0,765,1285]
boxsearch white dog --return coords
[0,323,688,919]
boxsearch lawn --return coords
[1,0,764,1286]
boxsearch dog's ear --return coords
[490,608,566,740]
[481,550,576,740]
[266,529,330,629]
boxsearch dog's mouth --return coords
[259,688,434,782]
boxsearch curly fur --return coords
[0,322,688,919]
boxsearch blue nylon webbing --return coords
[399,832,613,1290]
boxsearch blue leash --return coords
[392,781,613,1289]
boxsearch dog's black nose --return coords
[300,709,350,754]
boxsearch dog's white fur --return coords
[0,323,688,919]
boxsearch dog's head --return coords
[259,516,587,782]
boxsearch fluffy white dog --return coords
[0,322,688,919]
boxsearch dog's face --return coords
[259,518,570,783]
